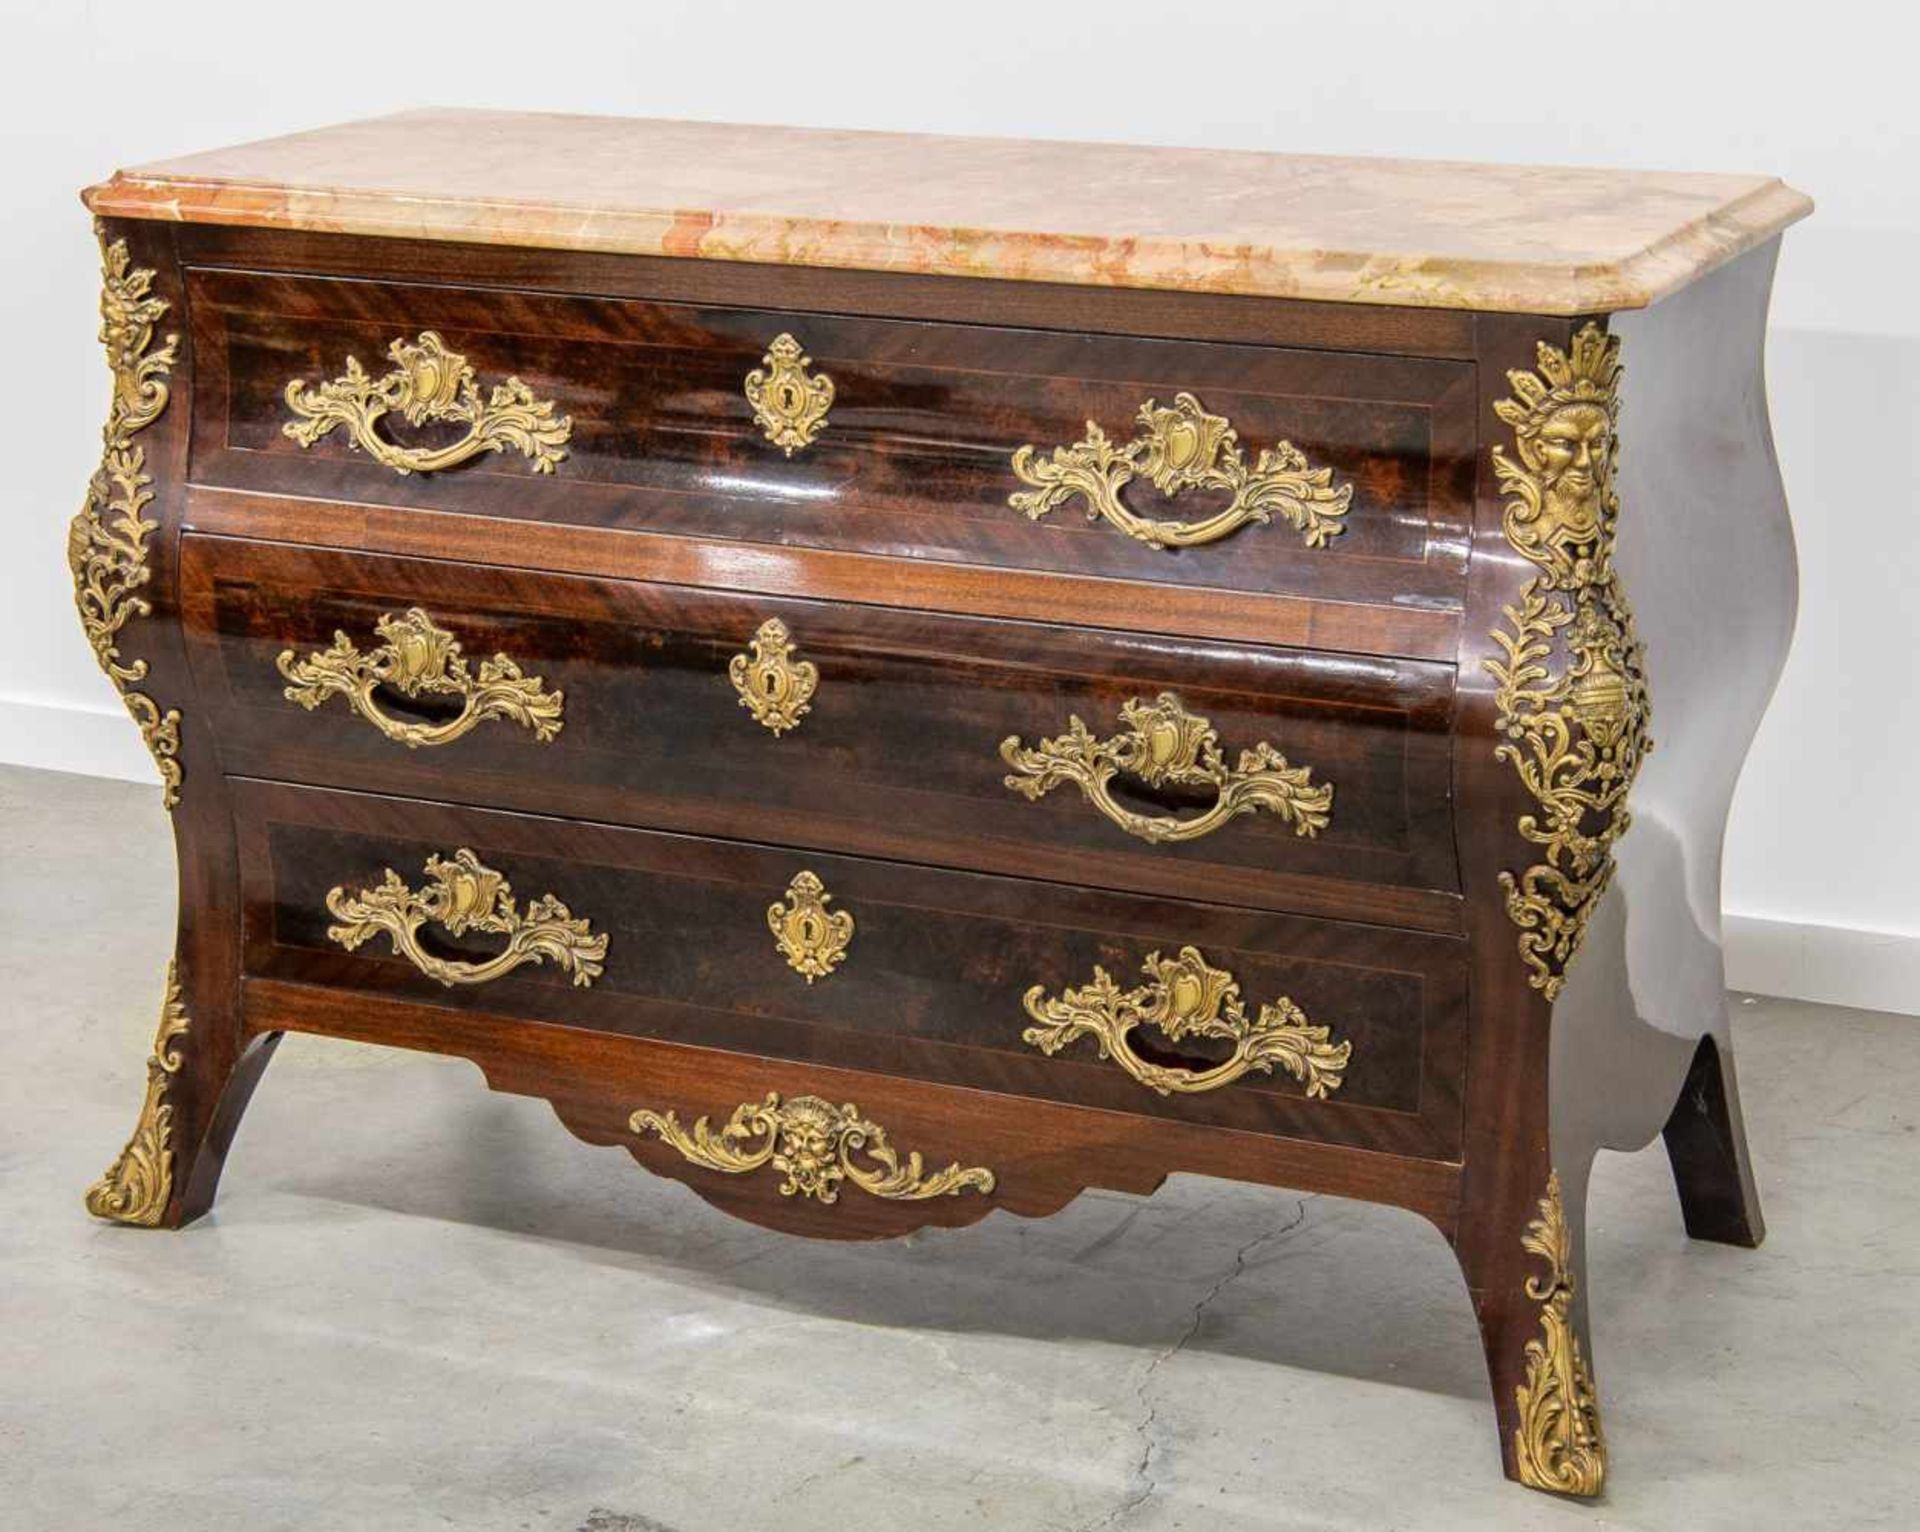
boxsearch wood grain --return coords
[233,777,1469,1161]
[186,265,1477,612]
[182,534,1463,931]
[243,977,1465,1241]
[67,204,1794,1495]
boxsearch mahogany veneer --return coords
[182,535,1460,929]
[71,112,1809,1500]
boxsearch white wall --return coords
[2,0,1915,1008]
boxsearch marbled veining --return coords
[82,109,1811,315]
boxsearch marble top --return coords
[83,109,1811,315]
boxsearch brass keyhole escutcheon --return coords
[767,871,854,983]
[758,664,793,708]
[744,333,834,455]
[728,618,818,736]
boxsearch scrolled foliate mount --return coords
[728,618,818,737]
[1001,692,1332,845]
[767,870,854,983]
[1512,1172,1607,1496]
[1486,324,1651,999]
[278,607,565,749]
[1022,945,1351,1098]
[629,1091,995,1205]
[83,962,192,1226]
[743,333,833,456]
[68,235,183,806]
[325,849,609,988]
[283,330,571,475]
[1009,391,1352,550]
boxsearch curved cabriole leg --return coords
[1603,240,1794,1242]
[1452,310,1624,1496]
[74,220,276,1229]
[86,967,281,1229]
[1662,1033,1765,1247]
[1451,241,1793,1490]
[84,963,192,1225]
[1450,1153,1608,1499]
[1505,1165,1607,1496]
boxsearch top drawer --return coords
[185,269,1476,613]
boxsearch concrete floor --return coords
[2,763,1914,1531]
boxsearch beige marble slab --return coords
[83,108,1811,315]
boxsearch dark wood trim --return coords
[67,202,1792,1499]
[242,977,1466,1239]
[231,776,1470,1158]
[1446,309,1584,1486]
[175,224,1481,359]
[181,532,1466,933]
[183,488,1466,663]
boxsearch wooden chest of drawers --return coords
[71,110,1809,1498]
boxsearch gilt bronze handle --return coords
[1000,692,1332,844]
[325,849,608,988]
[283,330,571,475]
[1022,946,1351,1098]
[278,608,564,749]
[1009,391,1351,550]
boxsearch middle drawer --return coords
[181,534,1460,931]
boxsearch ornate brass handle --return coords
[630,1091,995,1204]
[1022,947,1350,1098]
[1009,392,1351,550]
[1000,692,1332,844]
[744,333,833,455]
[283,330,571,475]
[325,849,608,988]
[278,608,564,749]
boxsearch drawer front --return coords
[185,268,1475,613]
[183,535,1462,931]
[234,782,1468,1159]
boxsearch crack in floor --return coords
[1082,1197,1315,1532]
[578,1510,681,1532]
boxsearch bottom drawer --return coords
[234,780,1467,1160]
